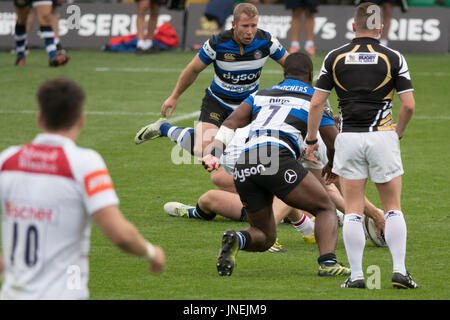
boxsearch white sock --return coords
[305,40,314,49]
[137,39,146,49]
[343,213,366,280]
[384,210,407,275]
[145,39,153,48]
[290,41,300,49]
[291,214,314,236]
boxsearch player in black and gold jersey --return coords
[305,2,418,289]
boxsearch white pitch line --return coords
[0,109,201,123]
[166,111,200,123]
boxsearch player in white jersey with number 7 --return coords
[0,77,165,300]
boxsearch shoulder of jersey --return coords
[65,144,106,174]
[254,29,270,40]
[0,145,22,167]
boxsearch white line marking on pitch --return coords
[0,109,200,123]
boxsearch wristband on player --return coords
[305,138,318,145]
[214,125,235,146]
[142,241,156,262]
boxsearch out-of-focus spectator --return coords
[285,0,319,57]
[136,0,165,54]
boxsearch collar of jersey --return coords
[33,133,75,146]
[271,78,314,96]
[351,37,380,44]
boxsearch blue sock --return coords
[187,207,202,219]
[159,123,172,137]
[187,204,216,220]
[40,25,57,59]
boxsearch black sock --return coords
[236,230,251,250]
[239,207,247,222]
[318,253,337,266]
[195,203,216,221]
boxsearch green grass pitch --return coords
[0,49,449,300]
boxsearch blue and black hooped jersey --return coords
[198,29,286,111]
[242,78,335,159]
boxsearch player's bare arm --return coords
[93,205,166,273]
[275,51,289,66]
[318,124,338,184]
[306,90,330,163]
[161,54,208,117]
[395,91,415,139]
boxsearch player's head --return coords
[232,3,259,45]
[36,77,85,133]
[283,52,314,85]
[353,2,383,36]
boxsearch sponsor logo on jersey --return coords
[269,98,289,105]
[233,164,265,182]
[254,49,262,59]
[222,71,261,84]
[5,201,53,222]
[209,112,221,122]
[84,169,114,197]
[1,144,73,179]
[224,53,236,61]
[345,53,379,64]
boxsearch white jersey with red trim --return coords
[0,133,119,300]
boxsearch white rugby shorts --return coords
[332,131,403,183]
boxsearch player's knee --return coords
[39,12,52,25]
[313,194,336,217]
[198,190,215,211]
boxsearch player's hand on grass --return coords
[161,95,178,117]
[201,154,220,172]
[149,245,165,273]
[321,163,337,185]
[373,212,386,241]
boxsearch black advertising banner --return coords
[0,3,184,49]
[0,3,448,53]
[185,4,450,53]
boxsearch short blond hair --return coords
[233,3,259,23]
[354,2,383,33]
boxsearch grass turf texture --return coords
[0,49,449,300]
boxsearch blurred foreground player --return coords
[0,78,165,299]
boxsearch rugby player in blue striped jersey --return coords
[135,3,289,161]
